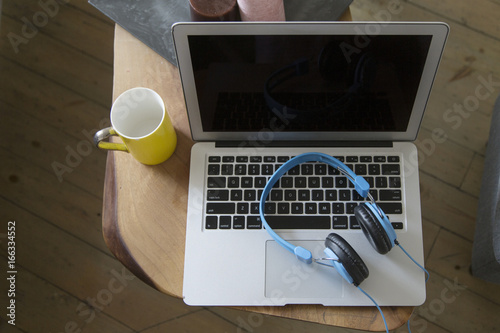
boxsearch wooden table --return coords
[103,19,413,331]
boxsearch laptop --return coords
[173,21,448,306]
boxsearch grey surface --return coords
[88,0,352,66]
[472,94,500,284]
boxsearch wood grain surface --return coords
[103,22,413,331]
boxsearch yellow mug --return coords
[94,87,177,165]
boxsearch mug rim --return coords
[110,87,166,140]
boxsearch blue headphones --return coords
[259,152,397,287]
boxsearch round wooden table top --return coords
[102,23,413,332]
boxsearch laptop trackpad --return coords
[265,240,344,301]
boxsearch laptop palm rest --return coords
[265,240,344,301]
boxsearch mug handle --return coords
[94,127,128,152]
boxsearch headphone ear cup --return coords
[354,203,392,254]
[325,233,369,286]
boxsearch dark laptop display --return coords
[188,34,432,133]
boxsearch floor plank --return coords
[419,172,478,241]
[0,15,112,105]
[141,309,239,333]
[427,228,500,304]
[0,198,198,331]
[415,127,474,188]
[416,270,500,333]
[0,57,110,141]
[0,256,135,333]
[2,0,113,64]
[409,0,500,39]
[0,99,106,197]
[0,147,108,252]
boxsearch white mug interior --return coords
[110,87,165,139]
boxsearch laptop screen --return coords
[173,22,449,142]
[188,34,432,133]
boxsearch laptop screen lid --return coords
[172,21,448,144]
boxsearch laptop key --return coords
[237,203,249,214]
[280,177,294,188]
[233,216,245,229]
[308,177,320,188]
[380,190,402,201]
[265,216,330,229]
[295,177,307,188]
[354,164,367,175]
[235,164,247,175]
[378,203,403,214]
[375,177,388,188]
[350,216,361,229]
[312,190,323,201]
[301,164,314,175]
[284,190,297,201]
[231,190,243,201]
[207,190,229,201]
[228,177,239,188]
[332,203,344,214]
[241,177,253,188]
[346,202,357,214]
[335,177,348,188]
[332,216,348,229]
[298,190,310,201]
[254,177,267,188]
[247,216,262,229]
[305,203,317,214]
[277,202,290,214]
[248,164,260,175]
[391,222,404,229]
[318,203,330,214]
[322,177,334,188]
[250,203,260,214]
[208,164,220,175]
[221,164,233,175]
[262,164,274,175]
[207,177,226,188]
[265,202,276,214]
[206,203,235,214]
[389,177,401,188]
[205,216,218,229]
[291,203,303,214]
[382,164,400,175]
[219,216,231,229]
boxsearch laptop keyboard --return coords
[204,155,404,231]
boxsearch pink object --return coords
[237,0,285,21]
[189,0,240,21]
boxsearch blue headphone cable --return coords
[356,242,429,333]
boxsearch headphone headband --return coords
[259,152,370,263]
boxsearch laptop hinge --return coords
[215,141,393,148]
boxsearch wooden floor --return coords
[1,0,500,332]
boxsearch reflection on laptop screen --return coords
[188,35,432,133]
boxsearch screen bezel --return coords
[172,21,449,142]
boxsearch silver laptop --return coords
[173,21,448,306]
